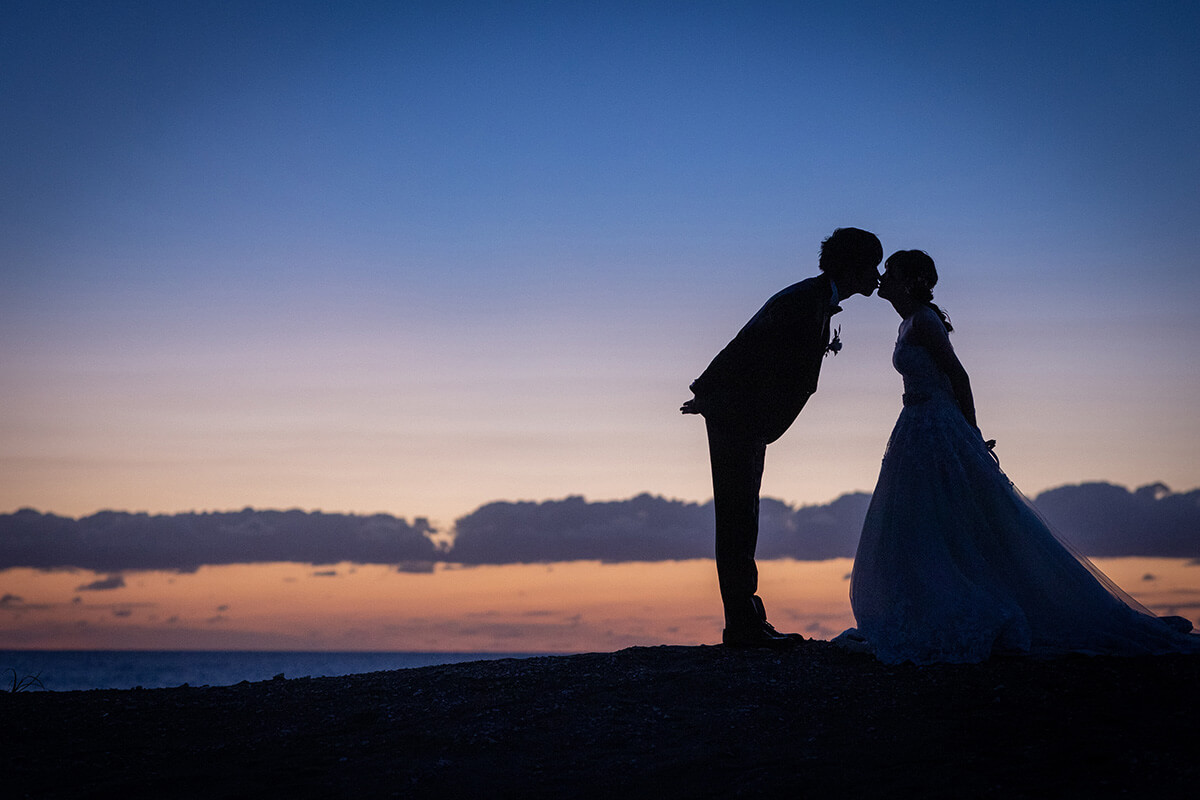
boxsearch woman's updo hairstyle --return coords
[885,249,953,332]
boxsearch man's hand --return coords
[680,398,701,415]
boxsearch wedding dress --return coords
[838,307,1200,664]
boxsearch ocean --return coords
[0,650,556,692]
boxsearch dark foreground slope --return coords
[6,641,1198,799]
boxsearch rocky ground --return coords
[5,641,1199,798]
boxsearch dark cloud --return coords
[75,575,126,592]
[1,593,24,606]
[1032,483,1200,558]
[0,508,440,572]
[448,484,1200,563]
[446,492,870,564]
[755,493,873,561]
[395,561,436,574]
[2,483,1197,571]
[449,493,714,564]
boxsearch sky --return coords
[3,0,1200,533]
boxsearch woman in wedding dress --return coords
[838,250,1199,664]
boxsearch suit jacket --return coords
[690,274,835,444]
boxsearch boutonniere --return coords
[825,325,842,357]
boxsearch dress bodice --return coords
[893,317,955,406]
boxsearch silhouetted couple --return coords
[684,228,1199,661]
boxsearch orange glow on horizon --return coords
[3,558,1197,652]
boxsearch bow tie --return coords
[828,304,843,315]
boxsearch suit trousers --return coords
[705,416,767,628]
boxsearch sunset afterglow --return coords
[4,558,1198,652]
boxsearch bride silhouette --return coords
[837,250,1200,664]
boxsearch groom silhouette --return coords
[682,227,883,648]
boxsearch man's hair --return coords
[818,227,883,274]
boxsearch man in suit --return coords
[682,227,883,647]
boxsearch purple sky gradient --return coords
[3,1,1198,526]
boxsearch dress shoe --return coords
[722,623,800,649]
[751,595,804,641]
[761,618,805,642]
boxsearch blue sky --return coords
[3,1,1198,527]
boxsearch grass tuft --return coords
[6,667,45,693]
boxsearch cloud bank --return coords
[448,492,875,564]
[1,483,1196,571]
[0,508,439,572]
[1033,482,1199,558]
[448,494,714,564]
